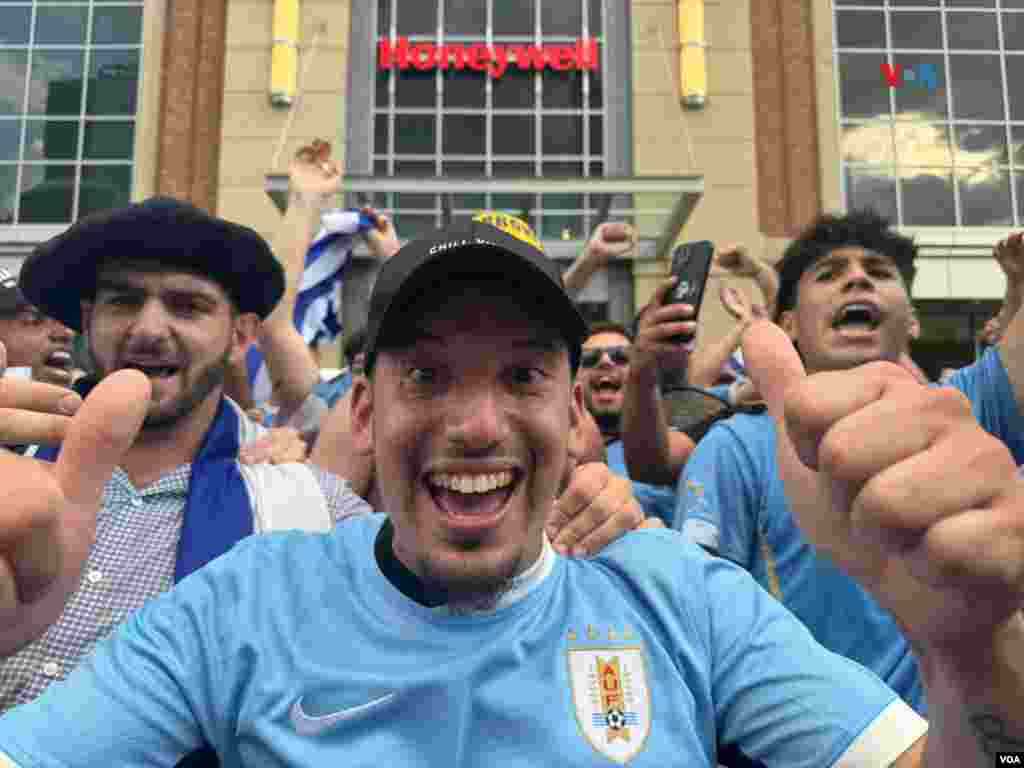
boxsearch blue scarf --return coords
[35,397,254,583]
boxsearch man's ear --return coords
[229,313,261,363]
[567,381,585,462]
[350,375,375,455]
[778,309,798,342]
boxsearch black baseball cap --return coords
[364,213,587,373]
[19,197,285,332]
[0,268,29,316]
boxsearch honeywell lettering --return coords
[377,37,601,79]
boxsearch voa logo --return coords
[998,754,1023,765]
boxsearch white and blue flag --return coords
[247,209,377,406]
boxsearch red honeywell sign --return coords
[377,37,601,79]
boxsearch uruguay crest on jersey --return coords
[567,634,651,764]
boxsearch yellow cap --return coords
[472,210,543,252]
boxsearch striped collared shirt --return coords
[0,463,370,710]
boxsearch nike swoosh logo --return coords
[290,692,397,736]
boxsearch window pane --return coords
[589,115,603,156]
[543,115,582,155]
[954,124,1009,166]
[889,0,938,5]
[80,164,131,216]
[443,70,485,108]
[901,169,955,225]
[19,164,74,223]
[838,53,890,119]
[28,50,84,116]
[588,69,603,108]
[945,0,995,7]
[492,114,534,155]
[25,118,78,160]
[492,162,534,177]
[949,54,1003,120]
[835,11,884,49]
[444,0,486,36]
[492,67,534,109]
[92,7,143,45]
[541,190,584,210]
[1006,56,1024,120]
[395,69,436,108]
[371,158,389,208]
[0,7,30,45]
[397,0,437,36]
[1004,16,1024,52]
[946,12,998,50]
[494,0,535,36]
[588,0,602,37]
[491,189,534,222]
[442,161,485,209]
[543,0,582,36]
[36,6,87,46]
[1016,174,1024,223]
[377,0,391,36]
[391,212,438,236]
[375,71,390,108]
[892,54,946,118]
[87,50,139,115]
[1011,125,1024,165]
[543,71,584,109]
[844,165,898,221]
[0,164,14,223]
[890,12,941,50]
[83,120,134,159]
[959,171,1012,226]
[374,113,389,154]
[895,121,951,167]
[442,114,485,154]
[394,113,436,154]
[394,160,436,210]
[0,119,19,160]
[0,51,28,114]
[841,120,894,165]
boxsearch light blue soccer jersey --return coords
[947,346,1024,464]
[676,410,926,714]
[0,516,907,767]
[676,347,1024,716]
[605,439,678,526]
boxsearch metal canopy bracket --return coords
[265,174,703,262]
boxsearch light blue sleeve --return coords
[700,555,901,767]
[675,422,759,569]
[947,347,1024,464]
[0,546,243,766]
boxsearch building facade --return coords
[0,0,1015,374]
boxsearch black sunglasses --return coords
[580,346,631,368]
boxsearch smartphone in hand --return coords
[667,240,714,344]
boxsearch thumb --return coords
[653,276,678,306]
[741,318,820,479]
[740,320,805,424]
[56,369,150,506]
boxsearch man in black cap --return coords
[0,268,76,388]
[0,191,648,724]
[0,214,1020,766]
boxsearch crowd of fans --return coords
[0,140,1018,765]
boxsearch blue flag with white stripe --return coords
[248,209,376,406]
